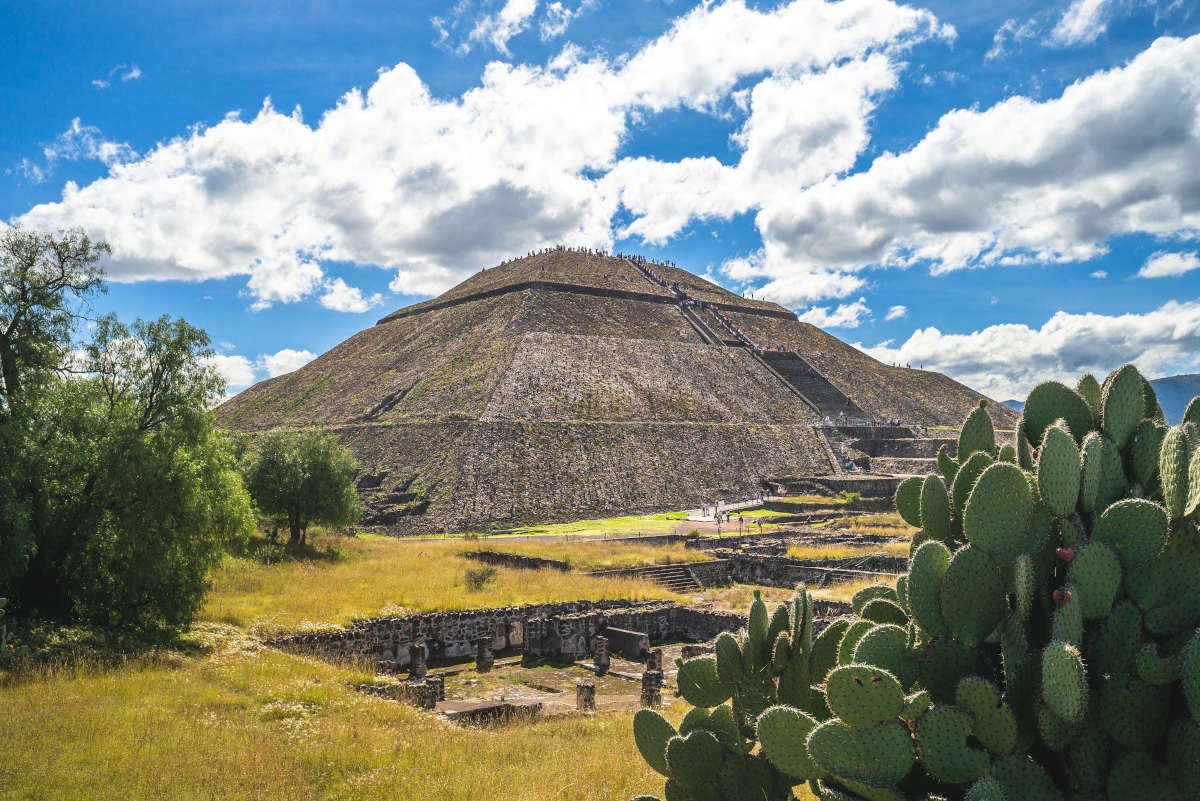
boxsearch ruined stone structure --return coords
[218,250,1014,533]
[266,599,747,670]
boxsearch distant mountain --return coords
[1002,375,1199,424]
[1152,374,1200,424]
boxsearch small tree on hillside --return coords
[241,430,362,544]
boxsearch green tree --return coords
[241,429,362,544]
[1,227,254,632]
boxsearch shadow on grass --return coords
[244,533,349,565]
[0,617,219,686]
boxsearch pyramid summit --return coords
[217,247,1015,532]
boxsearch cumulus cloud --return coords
[469,0,539,54]
[207,348,318,391]
[759,34,1200,278]
[1050,0,1113,46]
[857,298,1200,400]
[796,297,871,328]
[257,348,316,378]
[721,246,867,307]
[15,0,947,309]
[1090,270,1108,279]
[207,353,256,388]
[885,304,907,320]
[1137,251,1200,278]
[319,277,384,312]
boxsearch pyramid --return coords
[217,249,1015,532]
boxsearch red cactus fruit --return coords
[1056,547,1076,562]
[1053,588,1072,606]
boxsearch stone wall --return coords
[462,550,570,571]
[265,600,748,669]
[727,554,907,589]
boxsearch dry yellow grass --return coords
[0,626,677,801]
[784,541,909,561]
[203,535,675,634]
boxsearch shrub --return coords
[837,490,862,504]
[464,566,498,591]
[630,366,1200,801]
[0,597,26,666]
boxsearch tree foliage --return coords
[0,228,254,632]
[241,429,362,544]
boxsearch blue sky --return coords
[2,0,1199,400]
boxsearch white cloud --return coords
[760,34,1200,277]
[986,17,1039,61]
[92,63,142,89]
[796,297,871,328]
[256,348,316,378]
[15,0,948,309]
[721,246,866,307]
[1137,250,1200,278]
[857,298,1200,400]
[885,304,907,320]
[469,0,539,54]
[91,79,110,90]
[1090,270,1108,278]
[319,277,384,313]
[121,65,142,81]
[1050,0,1112,46]
[207,354,256,389]
[43,118,137,167]
[540,0,595,39]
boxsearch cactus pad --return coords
[1022,381,1093,445]
[755,705,822,780]
[921,475,951,543]
[839,620,876,666]
[1078,431,1104,513]
[678,657,732,708]
[909,541,952,637]
[1085,599,1142,676]
[1106,752,1182,801]
[1093,499,1167,569]
[825,665,904,728]
[1135,642,1178,686]
[991,755,1065,801]
[918,638,981,704]
[1131,420,1164,487]
[1076,373,1102,422]
[915,705,990,784]
[959,401,996,463]
[1182,632,1200,727]
[951,451,993,518]
[633,708,676,777]
[941,545,1006,647]
[1065,542,1121,619]
[665,730,723,788]
[1099,673,1169,751]
[861,598,908,626]
[962,463,1033,563]
[807,718,915,788]
[854,624,918,690]
[715,632,744,686]
[955,676,1017,755]
[1041,641,1087,724]
[895,476,923,528]
[1101,364,1145,450]
[852,585,899,616]
[963,778,1006,801]
[1037,423,1081,518]
[810,618,849,686]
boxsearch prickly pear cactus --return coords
[630,365,1200,801]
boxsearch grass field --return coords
[2,514,889,801]
[203,534,677,634]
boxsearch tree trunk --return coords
[288,516,302,545]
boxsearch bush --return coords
[837,490,862,504]
[464,566,498,591]
[630,366,1200,801]
[0,597,26,666]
